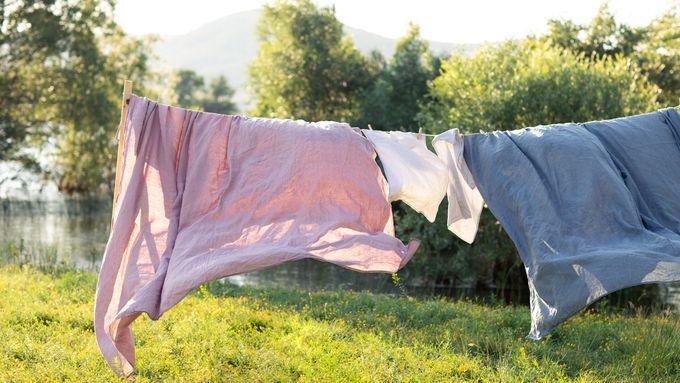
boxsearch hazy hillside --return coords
[153,9,477,108]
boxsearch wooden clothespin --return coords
[368,124,374,130]
[417,127,423,139]
[112,80,132,218]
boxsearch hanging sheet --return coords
[463,108,680,339]
[95,96,419,376]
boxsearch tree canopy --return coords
[175,69,206,109]
[248,0,373,122]
[174,71,238,115]
[419,40,659,134]
[544,4,679,105]
[357,23,440,132]
[1,0,153,193]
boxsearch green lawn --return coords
[0,264,677,382]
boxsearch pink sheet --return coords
[94,95,420,376]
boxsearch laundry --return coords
[362,129,448,222]
[95,95,420,376]
[462,108,680,339]
[432,129,484,244]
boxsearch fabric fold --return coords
[463,108,680,339]
[362,129,448,222]
[432,129,484,243]
[95,96,419,376]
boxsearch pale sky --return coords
[115,0,678,43]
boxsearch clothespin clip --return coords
[417,127,423,140]
[368,124,374,130]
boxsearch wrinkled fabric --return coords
[463,108,680,339]
[95,95,420,376]
[432,129,484,243]
[362,130,447,222]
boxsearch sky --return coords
[115,0,677,43]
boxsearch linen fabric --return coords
[432,129,484,244]
[463,108,680,339]
[362,129,447,222]
[95,95,420,376]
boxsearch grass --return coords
[0,265,678,382]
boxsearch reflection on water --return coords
[1,199,110,269]
[1,198,678,309]
[0,198,461,297]
[0,198,500,300]
[0,198,413,294]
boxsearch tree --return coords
[404,40,659,294]
[1,0,154,194]
[420,41,659,133]
[172,70,238,114]
[544,3,646,59]
[383,23,437,131]
[637,9,680,105]
[58,29,152,194]
[202,75,237,114]
[358,24,439,132]
[354,50,388,128]
[544,3,679,104]
[175,69,205,109]
[248,0,373,122]
[0,0,70,160]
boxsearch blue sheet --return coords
[463,108,680,339]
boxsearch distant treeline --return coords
[2,0,678,297]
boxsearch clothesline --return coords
[367,123,438,137]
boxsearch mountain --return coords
[152,9,477,108]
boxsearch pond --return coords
[1,197,678,309]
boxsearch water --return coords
[0,199,111,269]
[1,197,678,309]
[0,197,521,300]
[0,197,421,296]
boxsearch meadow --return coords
[1,261,677,382]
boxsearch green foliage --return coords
[175,69,206,108]
[174,71,237,114]
[0,0,154,194]
[1,265,678,382]
[0,0,62,158]
[544,3,679,105]
[248,0,374,122]
[406,40,659,294]
[546,4,645,58]
[203,75,238,115]
[357,23,440,132]
[419,40,659,133]
[57,28,153,194]
[636,9,680,105]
